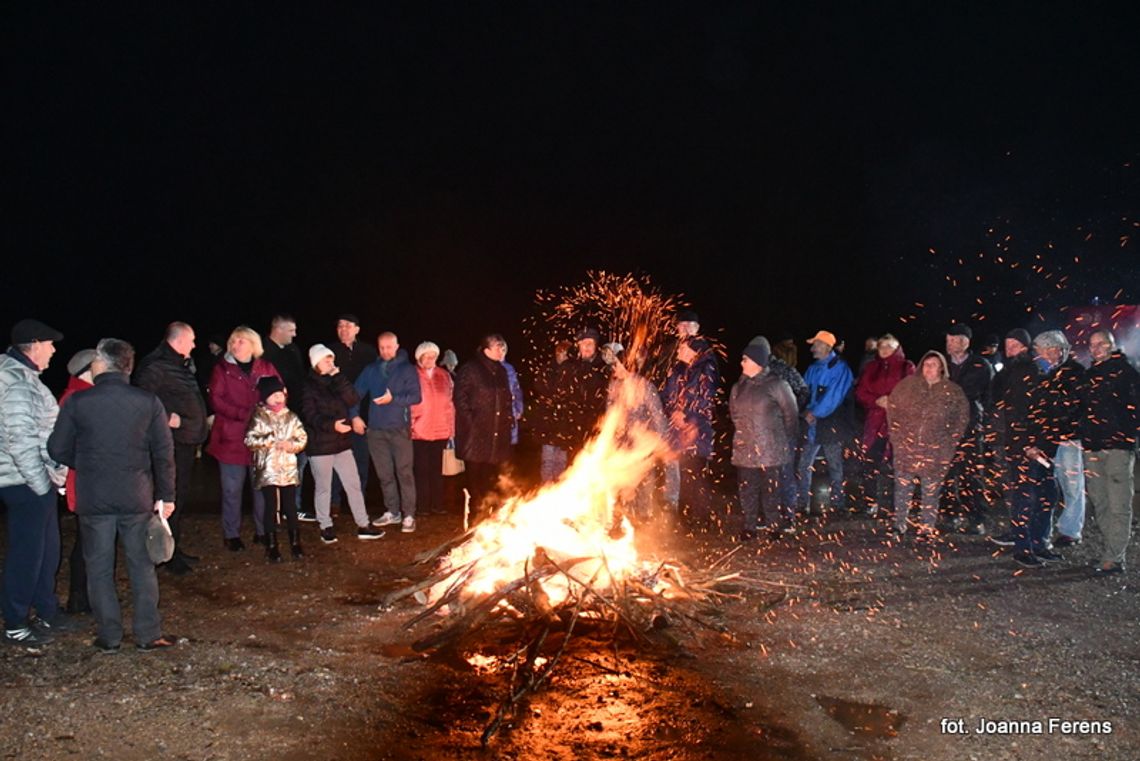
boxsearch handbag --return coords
[442,439,465,476]
[146,503,175,564]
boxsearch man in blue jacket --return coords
[796,330,854,515]
[355,332,422,533]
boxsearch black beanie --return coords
[258,376,286,403]
[1005,328,1031,349]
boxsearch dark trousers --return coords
[942,427,988,523]
[171,442,196,557]
[737,463,794,531]
[680,455,713,528]
[851,437,892,510]
[66,513,90,613]
[1012,459,1057,554]
[1,485,60,629]
[465,460,502,517]
[413,439,447,515]
[260,485,298,536]
[81,512,161,646]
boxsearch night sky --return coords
[6,3,1138,387]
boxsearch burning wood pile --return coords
[383,377,784,743]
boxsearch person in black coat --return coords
[48,338,177,652]
[133,321,209,573]
[454,334,514,517]
[988,329,1040,543]
[941,324,995,533]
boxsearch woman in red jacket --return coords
[852,334,914,515]
[59,349,96,613]
[206,326,282,550]
[410,342,456,516]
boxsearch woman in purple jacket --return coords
[206,326,282,550]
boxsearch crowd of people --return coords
[0,308,1136,652]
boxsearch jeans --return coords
[81,512,161,646]
[0,485,60,629]
[366,428,416,518]
[1011,459,1058,554]
[1085,448,1135,566]
[1053,440,1086,540]
[310,450,371,529]
[218,462,265,540]
[797,439,845,512]
[540,444,568,483]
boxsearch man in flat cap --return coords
[0,319,70,647]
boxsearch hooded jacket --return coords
[887,351,970,474]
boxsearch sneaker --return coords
[2,626,53,647]
[137,635,177,652]
[1053,534,1081,547]
[297,511,318,523]
[372,512,401,527]
[989,532,1015,547]
[30,612,82,634]
[401,516,416,534]
[1014,551,1045,568]
[320,527,338,544]
[92,637,120,654]
[357,525,385,540]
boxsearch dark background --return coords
[5,3,1138,389]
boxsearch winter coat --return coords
[454,352,514,464]
[301,370,360,456]
[1024,358,1085,458]
[47,372,175,514]
[503,360,524,445]
[946,352,993,429]
[133,341,209,446]
[354,349,422,431]
[888,354,969,475]
[205,355,282,466]
[803,351,855,446]
[244,404,308,488]
[1079,350,1140,451]
[530,360,574,447]
[768,356,809,410]
[262,341,308,411]
[562,355,610,451]
[991,351,1041,454]
[730,371,798,468]
[59,374,93,511]
[662,348,719,459]
[410,365,455,441]
[855,347,914,453]
[0,349,67,495]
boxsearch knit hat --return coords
[742,336,771,367]
[66,349,97,377]
[806,330,837,348]
[11,318,63,345]
[440,349,458,371]
[1004,328,1031,350]
[946,324,972,339]
[308,343,334,369]
[257,376,285,402]
[414,341,441,361]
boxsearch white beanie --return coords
[308,343,334,369]
[414,341,441,361]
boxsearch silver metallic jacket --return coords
[244,405,308,488]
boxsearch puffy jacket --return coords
[133,341,209,446]
[205,355,282,465]
[0,349,67,495]
[1079,350,1139,451]
[855,347,914,453]
[455,352,514,464]
[47,372,175,514]
[59,374,93,511]
[888,353,970,475]
[730,371,798,468]
[302,370,359,456]
[662,348,719,459]
[410,366,455,441]
[244,404,308,488]
[354,349,422,431]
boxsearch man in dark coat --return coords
[941,324,994,533]
[262,314,311,519]
[49,338,177,652]
[988,328,1040,545]
[133,321,208,574]
[455,334,515,516]
[331,314,377,499]
[563,328,611,455]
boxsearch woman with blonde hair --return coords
[206,326,282,550]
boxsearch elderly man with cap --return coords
[795,330,854,517]
[988,328,1041,546]
[941,324,995,534]
[59,348,97,614]
[0,319,70,647]
[730,336,799,539]
[133,322,209,573]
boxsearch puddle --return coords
[815,694,906,738]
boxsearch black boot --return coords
[266,531,282,563]
[289,529,303,559]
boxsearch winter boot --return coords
[288,529,304,559]
[266,531,282,563]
